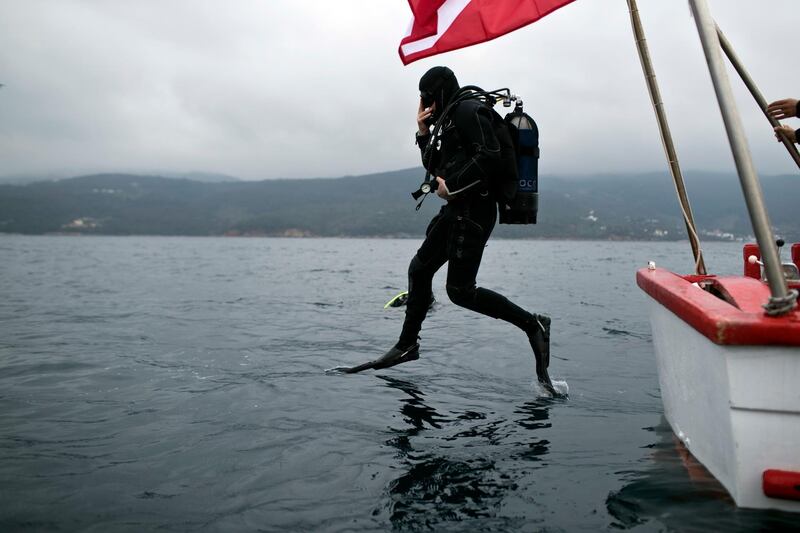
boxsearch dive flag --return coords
[399,0,576,65]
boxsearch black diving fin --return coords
[528,314,560,396]
[342,343,420,374]
[384,291,409,308]
[384,291,436,309]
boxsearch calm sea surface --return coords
[0,235,797,532]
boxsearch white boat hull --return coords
[647,296,800,512]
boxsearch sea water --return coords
[0,235,796,531]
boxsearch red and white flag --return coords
[399,0,576,65]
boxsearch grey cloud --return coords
[0,0,798,180]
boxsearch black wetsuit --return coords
[397,98,539,347]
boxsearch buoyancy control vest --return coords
[413,87,540,225]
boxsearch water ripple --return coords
[0,235,790,531]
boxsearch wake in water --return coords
[327,365,569,399]
[325,366,352,375]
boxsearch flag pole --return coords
[688,0,796,315]
[715,24,800,171]
[626,0,706,275]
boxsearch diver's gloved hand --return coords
[417,99,434,135]
[527,314,555,393]
[435,176,452,200]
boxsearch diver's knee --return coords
[446,283,475,307]
[408,255,425,276]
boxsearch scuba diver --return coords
[349,66,554,393]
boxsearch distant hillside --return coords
[0,171,240,185]
[0,169,797,241]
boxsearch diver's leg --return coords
[397,212,449,348]
[363,214,449,371]
[456,287,553,389]
[444,206,553,389]
[397,255,441,347]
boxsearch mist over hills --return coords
[0,171,241,185]
[0,168,797,241]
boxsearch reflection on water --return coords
[607,419,799,531]
[382,377,450,433]
[380,377,554,530]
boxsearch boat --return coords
[629,0,800,512]
[637,246,800,511]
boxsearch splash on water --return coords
[534,378,569,398]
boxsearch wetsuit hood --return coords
[419,66,459,124]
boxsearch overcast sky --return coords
[1,0,799,180]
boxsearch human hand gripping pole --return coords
[766,98,799,120]
[774,125,797,144]
[767,98,800,145]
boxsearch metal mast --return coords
[688,0,797,315]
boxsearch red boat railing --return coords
[636,267,800,346]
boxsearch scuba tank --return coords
[501,101,540,224]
